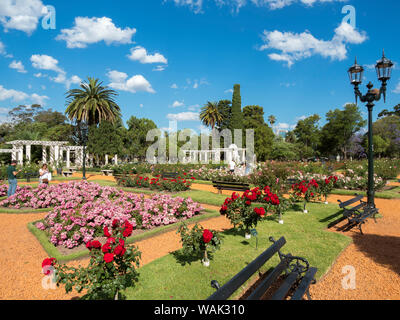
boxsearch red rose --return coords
[245,200,251,206]
[102,243,111,253]
[119,238,125,246]
[220,205,228,215]
[103,226,111,238]
[91,240,101,249]
[104,253,114,263]
[86,241,92,250]
[254,207,266,217]
[114,245,126,256]
[42,258,56,275]
[202,229,213,244]
[107,237,116,244]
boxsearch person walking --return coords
[229,159,236,174]
[7,160,21,197]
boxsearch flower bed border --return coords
[27,209,220,263]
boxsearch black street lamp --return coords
[348,51,393,209]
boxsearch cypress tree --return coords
[230,84,243,131]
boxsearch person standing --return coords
[7,160,21,197]
[229,159,236,174]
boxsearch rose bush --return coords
[9,181,204,249]
[43,220,141,300]
[177,222,221,264]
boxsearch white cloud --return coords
[0,0,47,34]
[0,85,29,102]
[56,16,136,48]
[393,81,400,94]
[107,70,155,94]
[0,85,48,105]
[166,112,199,121]
[167,0,346,13]
[187,104,201,112]
[260,22,367,67]
[31,54,64,73]
[153,65,167,72]
[31,93,49,105]
[171,83,178,89]
[128,46,168,64]
[9,60,27,73]
[224,88,233,93]
[171,100,185,108]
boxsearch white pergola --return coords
[181,145,247,164]
[5,140,86,168]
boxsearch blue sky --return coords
[0,0,399,135]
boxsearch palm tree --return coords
[268,115,276,127]
[65,77,121,179]
[199,101,223,129]
[65,77,121,126]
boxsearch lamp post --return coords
[348,51,393,209]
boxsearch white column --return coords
[114,154,118,165]
[241,150,246,163]
[12,146,17,161]
[105,154,109,165]
[66,149,71,168]
[18,146,23,165]
[42,146,47,163]
[54,145,59,166]
[26,145,31,163]
[49,146,55,166]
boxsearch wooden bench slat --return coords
[270,271,299,300]
[246,258,290,300]
[291,267,318,300]
[207,237,287,300]
[338,195,363,208]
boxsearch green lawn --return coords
[332,186,400,199]
[124,202,352,300]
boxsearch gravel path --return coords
[1,179,399,300]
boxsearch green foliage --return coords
[229,84,243,131]
[125,116,157,160]
[177,222,222,261]
[319,103,366,158]
[54,221,141,300]
[199,102,223,129]
[243,105,275,161]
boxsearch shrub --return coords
[177,222,221,263]
[44,220,141,300]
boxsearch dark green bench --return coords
[161,172,178,179]
[212,180,250,194]
[208,237,317,300]
[329,195,378,235]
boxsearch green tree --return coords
[372,135,390,158]
[229,84,243,131]
[293,114,321,156]
[243,105,274,161]
[373,115,400,157]
[268,115,276,127]
[125,116,157,161]
[216,100,231,131]
[65,77,121,126]
[87,121,124,164]
[320,104,366,159]
[199,102,223,129]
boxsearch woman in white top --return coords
[229,160,236,174]
[39,164,50,185]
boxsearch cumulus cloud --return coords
[0,85,48,105]
[171,100,185,108]
[107,70,155,94]
[260,22,367,67]
[128,46,168,64]
[31,54,64,73]
[56,16,136,48]
[9,60,27,73]
[0,0,47,33]
[171,83,178,89]
[167,112,199,121]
